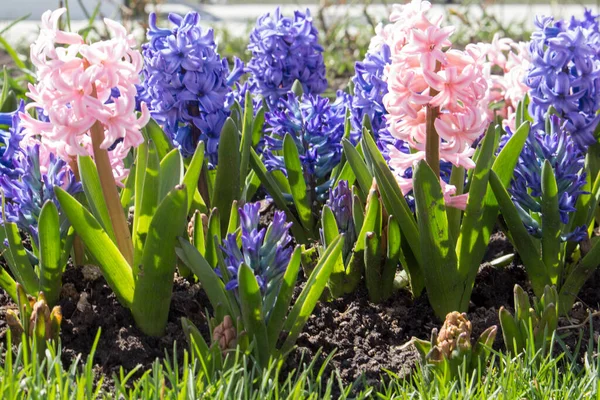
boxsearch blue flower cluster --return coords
[0,101,26,179]
[246,8,327,107]
[263,92,349,198]
[324,180,355,260]
[0,104,81,243]
[526,11,600,149]
[141,12,243,164]
[510,116,588,242]
[221,202,293,315]
[351,44,406,157]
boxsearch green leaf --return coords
[364,232,383,303]
[382,215,401,300]
[281,235,343,354]
[320,206,339,248]
[0,197,38,295]
[249,149,308,244]
[454,125,495,310]
[182,141,205,214]
[252,107,265,147]
[559,237,600,314]
[192,211,205,255]
[143,118,172,161]
[77,155,116,243]
[120,163,136,212]
[239,90,254,195]
[267,246,301,349]
[177,239,231,322]
[133,141,161,270]
[212,119,241,235]
[227,200,239,235]
[499,306,524,355]
[38,201,62,307]
[447,165,465,242]
[55,187,134,306]
[457,122,529,303]
[1,67,9,107]
[362,131,421,265]
[0,267,16,303]
[205,208,221,268]
[541,160,562,284]
[238,263,270,368]
[158,149,183,202]
[132,186,188,337]
[342,139,372,202]
[413,160,460,318]
[283,134,314,231]
[489,171,548,296]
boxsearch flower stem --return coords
[68,160,85,266]
[426,62,441,177]
[89,86,134,266]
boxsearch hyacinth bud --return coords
[212,315,237,355]
[436,311,473,358]
[6,285,62,349]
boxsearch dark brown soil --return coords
[1,228,600,393]
[36,266,208,383]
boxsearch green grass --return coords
[2,327,600,399]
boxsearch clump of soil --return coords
[57,267,210,378]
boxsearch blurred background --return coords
[0,0,597,90]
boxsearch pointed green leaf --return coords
[283,133,314,231]
[133,140,160,270]
[177,239,231,321]
[541,160,562,284]
[183,141,205,213]
[362,131,421,265]
[281,235,343,354]
[489,171,548,296]
[238,263,270,368]
[267,246,301,349]
[212,119,241,235]
[143,118,172,161]
[55,187,134,306]
[158,149,183,202]
[38,201,62,307]
[77,155,116,243]
[413,160,461,317]
[132,185,188,337]
[342,139,372,202]
[249,148,308,244]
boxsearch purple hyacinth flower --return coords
[263,91,348,193]
[246,7,327,107]
[510,116,587,242]
[220,202,294,318]
[141,12,234,165]
[526,11,600,149]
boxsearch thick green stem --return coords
[425,96,440,177]
[425,62,441,177]
[90,87,134,266]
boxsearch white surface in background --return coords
[0,2,597,46]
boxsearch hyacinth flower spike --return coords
[22,8,151,264]
[258,89,350,241]
[246,8,327,107]
[178,202,343,369]
[491,111,600,315]
[348,0,529,317]
[24,9,206,337]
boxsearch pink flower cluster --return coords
[376,0,491,205]
[479,33,531,132]
[20,8,149,182]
